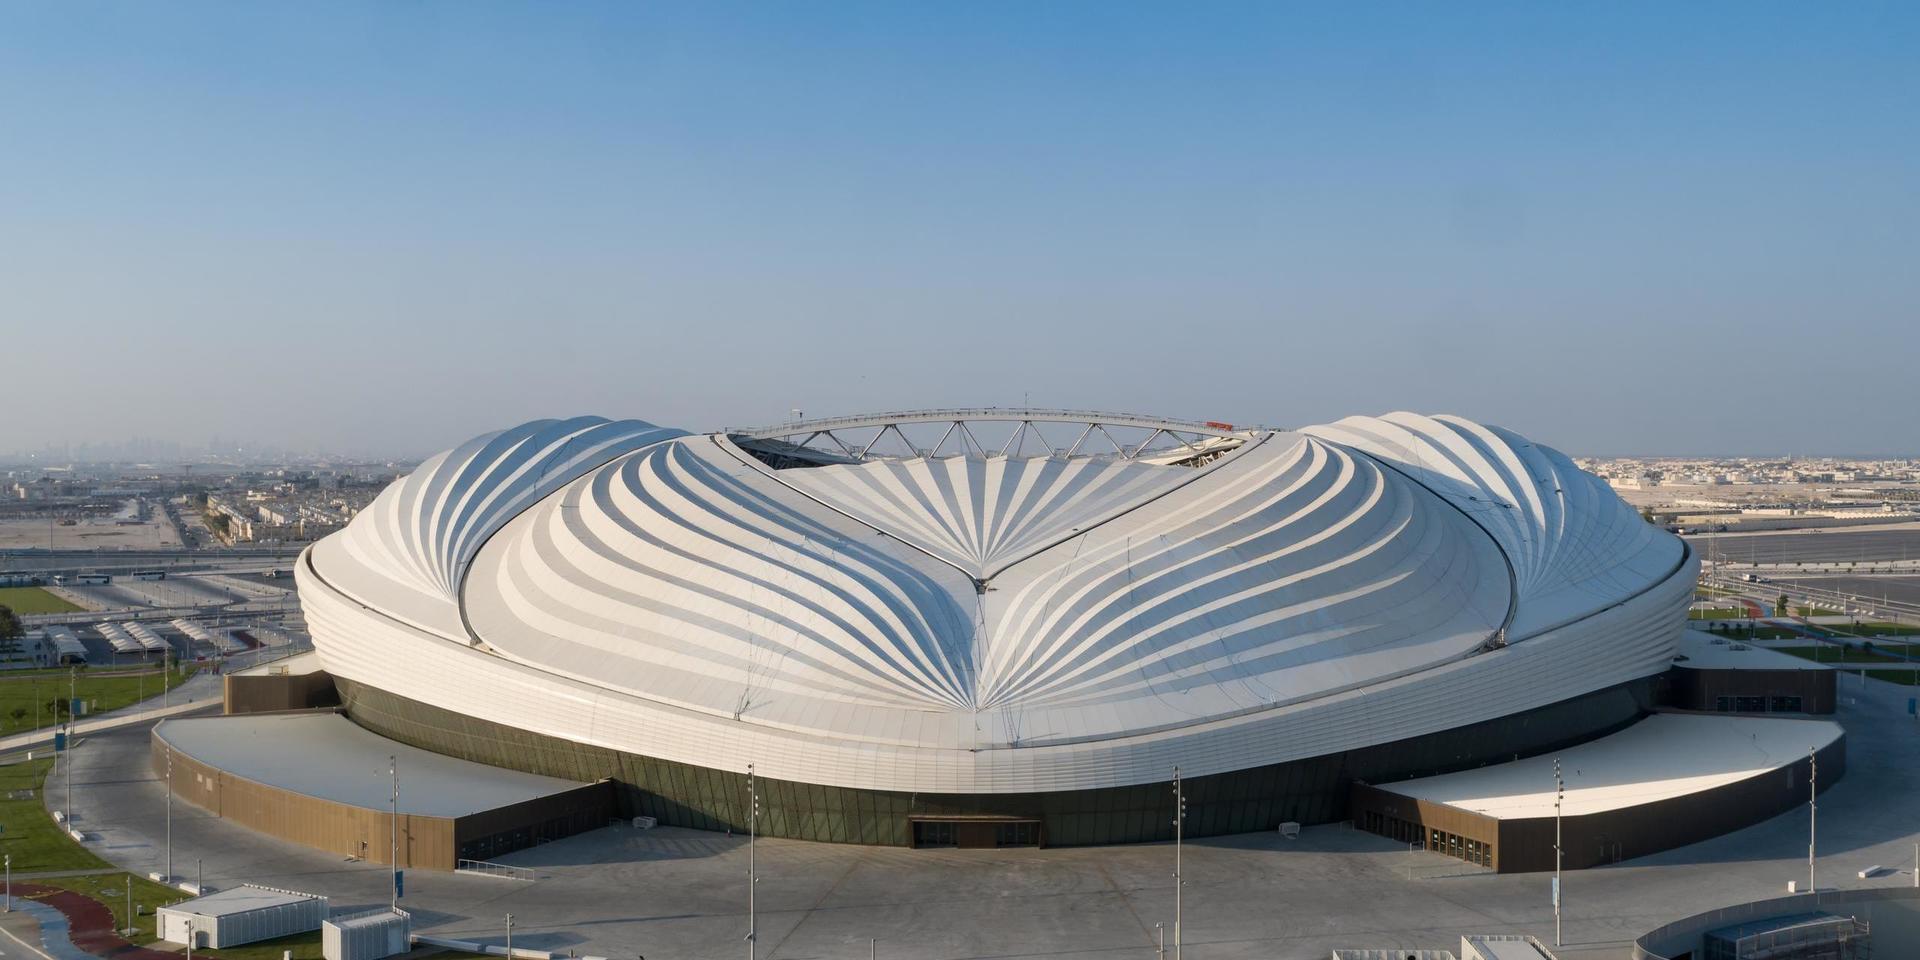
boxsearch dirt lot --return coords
[0,516,181,550]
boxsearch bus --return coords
[128,570,167,581]
[73,573,112,585]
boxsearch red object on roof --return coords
[1204,421,1235,431]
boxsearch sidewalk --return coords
[0,676,222,759]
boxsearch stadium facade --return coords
[298,410,1695,847]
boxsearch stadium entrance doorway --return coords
[910,816,1044,849]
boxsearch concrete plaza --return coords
[48,673,1920,960]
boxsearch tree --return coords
[1778,593,1790,618]
[0,604,22,660]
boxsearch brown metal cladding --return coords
[1668,666,1836,714]
[223,670,343,715]
[150,728,613,870]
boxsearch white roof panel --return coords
[1376,713,1841,819]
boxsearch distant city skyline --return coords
[4,3,1916,458]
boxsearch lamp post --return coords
[186,918,195,960]
[5,853,11,913]
[166,746,174,882]
[1809,748,1817,895]
[504,914,514,958]
[65,667,76,816]
[1553,758,1563,948]
[746,764,759,960]
[390,755,399,912]
[1172,766,1184,960]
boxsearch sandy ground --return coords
[0,517,181,551]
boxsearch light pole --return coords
[746,763,759,960]
[125,872,133,935]
[1172,766,1184,960]
[1809,748,1817,895]
[1553,758,1563,948]
[166,746,174,882]
[390,755,399,912]
[1155,922,1164,960]
[504,914,514,958]
[186,918,195,960]
[65,667,76,817]
[5,853,10,912]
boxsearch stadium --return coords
[294,409,1696,848]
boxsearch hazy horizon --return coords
[4,3,1917,460]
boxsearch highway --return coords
[1687,527,1920,565]
[0,551,303,582]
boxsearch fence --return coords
[454,860,537,882]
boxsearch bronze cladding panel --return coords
[150,728,608,870]
[151,730,455,868]
[954,821,998,848]
[1348,782,1501,867]
[223,671,343,715]
[453,782,616,854]
[1669,666,1836,714]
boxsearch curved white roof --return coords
[304,410,1694,792]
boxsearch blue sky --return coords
[3,2,1916,457]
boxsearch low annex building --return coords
[1351,713,1844,872]
[153,713,612,869]
[1667,629,1837,714]
[157,885,327,948]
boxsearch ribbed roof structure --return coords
[302,409,1694,794]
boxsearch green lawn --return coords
[1703,625,1804,641]
[0,587,83,615]
[0,665,198,736]
[1689,607,1749,619]
[1773,645,1907,665]
[30,872,187,943]
[1832,622,1920,638]
[1859,669,1920,686]
[0,757,110,871]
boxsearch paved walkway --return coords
[0,677,221,760]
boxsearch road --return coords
[1687,527,1920,565]
[0,549,304,579]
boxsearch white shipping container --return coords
[323,909,411,960]
[157,885,328,948]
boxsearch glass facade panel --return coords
[337,674,1652,848]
